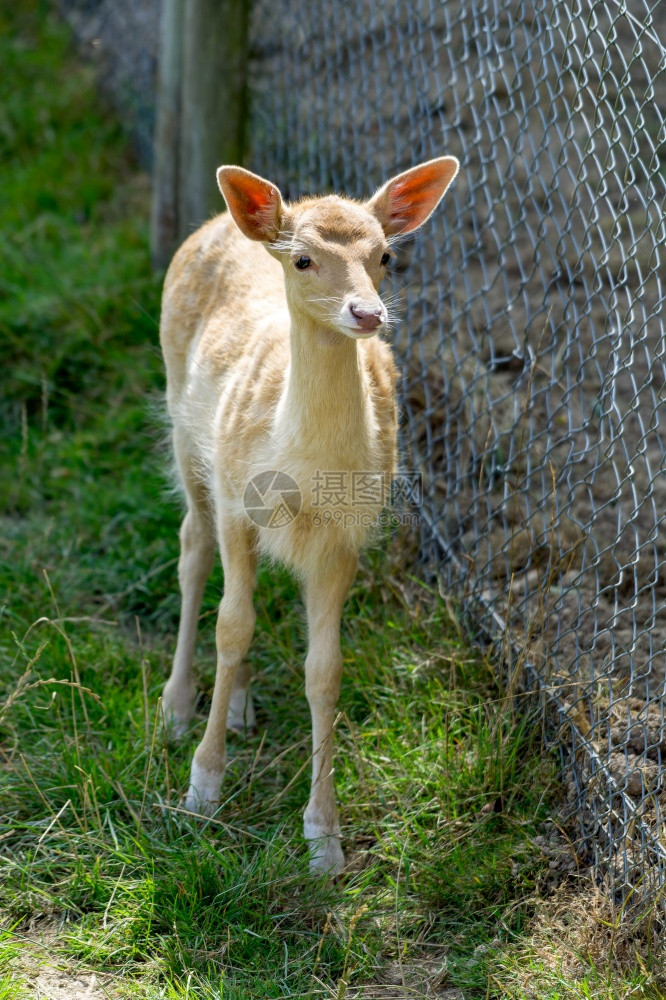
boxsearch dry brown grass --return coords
[491,876,666,999]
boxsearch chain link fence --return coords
[248,0,666,909]
[56,0,158,167]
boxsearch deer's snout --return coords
[348,302,386,332]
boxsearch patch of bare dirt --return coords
[9,921,115,1000]
[32,969,109,1000]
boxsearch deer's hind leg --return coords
[185,515,257,814]
[162,431,216,735]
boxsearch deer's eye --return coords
[381,252,391,267]
[295,256,312,270]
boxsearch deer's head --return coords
[217,157,459,340]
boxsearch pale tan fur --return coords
[159,157,459,873]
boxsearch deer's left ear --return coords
[368,156,459,237]
[217,165,285,242]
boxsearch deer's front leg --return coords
[303,553,358,874]
[185,521,257,814]
[163,499,215,736]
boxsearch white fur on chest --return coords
[213,406,386,574]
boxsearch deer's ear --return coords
[216,166,284,242]
[368,156,459,237]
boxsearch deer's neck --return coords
[277,316,371,462]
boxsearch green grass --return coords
[1,4,665,999]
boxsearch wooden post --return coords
[151,0,250,269]
[150,0,185,270]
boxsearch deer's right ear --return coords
[217,166,284,242]
[368,156,459,237]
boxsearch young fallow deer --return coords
[159,156,459,873]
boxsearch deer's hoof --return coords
[162,682,197,740]
[305,822,345,876]
[165,712,194,741]
[184,760,223,816]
